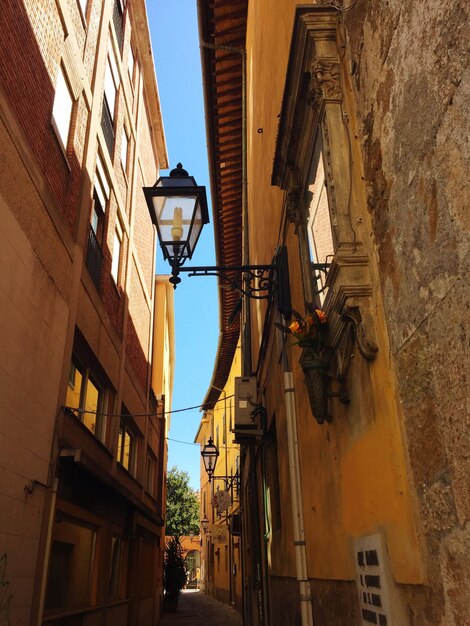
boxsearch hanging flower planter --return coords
[299,348,330,424]
[276,305,331,424]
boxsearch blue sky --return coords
[146,1,219,491]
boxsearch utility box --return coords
[234,377,258,429]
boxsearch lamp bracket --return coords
[179,264,274,300]
[212,471,240,501]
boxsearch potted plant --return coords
[163,536,187,612]
[276,305,330,424]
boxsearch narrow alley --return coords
[160,590,243,626]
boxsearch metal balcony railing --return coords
[86,226,104,290]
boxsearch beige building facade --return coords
[196,343,243,611]
[0,1,172,624]
[197,1,469,625]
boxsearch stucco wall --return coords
[0,122,70,623]
[244,1,468,625]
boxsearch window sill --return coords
[70,413,114,458]
[116,461,142,488]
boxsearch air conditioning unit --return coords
[234,377,258,429]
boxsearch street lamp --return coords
[143,164,310,312]
[201,437,219,483]
[201,515,209,534]
[200,438,240,499]
[143,163,210,288]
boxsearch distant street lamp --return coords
[201,515,209,534]
[201,437,219,483]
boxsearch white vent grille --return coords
[354,535,392,626]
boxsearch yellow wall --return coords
[244,1,424,585]
[196,343,243,604]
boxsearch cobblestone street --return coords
[159,590,243,626]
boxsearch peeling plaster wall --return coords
[344,1,470,624]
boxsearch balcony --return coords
[86,226,104,290]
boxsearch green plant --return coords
[165,466,200,536]
[163,536,187,602]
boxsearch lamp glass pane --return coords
[152,195,197,246]
[188,203,203,256]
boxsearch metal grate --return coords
[354,535,392,626]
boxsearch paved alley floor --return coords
[159,590,243,626]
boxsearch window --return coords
[145,448,157,496]
[113,0,125,53]
[128,45,135,83]
[66,357,107,441]
[77,0,88,22]
[101,46,120,156]
[111,220,123,284]
[305,140,334,303]
[121,126,129,173]
[266,418,282,532]
[109,535,125,599]
[117,408,137,475]
[45,517,96,612]
[86,153,111,288]
[52,63,73,151]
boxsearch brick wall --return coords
[126,260,151,392]
[133,166,155,295]
[0,0,85,232]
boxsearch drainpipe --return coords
[37,477,58,625]
[283,370,314,626]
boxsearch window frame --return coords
[117,412,138,476]
[111,219,123,285]
[76,0,89,27]
[51,62,74,155]
[121,125,129,175]
[303,135,336,305]
[108,531,127,600]
[145,448,157,497]
[65,351,109,444]
[45,513,98,613]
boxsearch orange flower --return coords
[315,309,327,323]
[289,321,300,333]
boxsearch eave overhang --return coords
[197,0,248,409]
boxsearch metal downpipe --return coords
[283,371,315,626]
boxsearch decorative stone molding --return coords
[342,297,378,360]
[286,189,303,233]
[272,6,379,422]
[307,60,342,109]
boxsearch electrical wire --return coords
[167,435,239,449]
[63,394,234,419]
